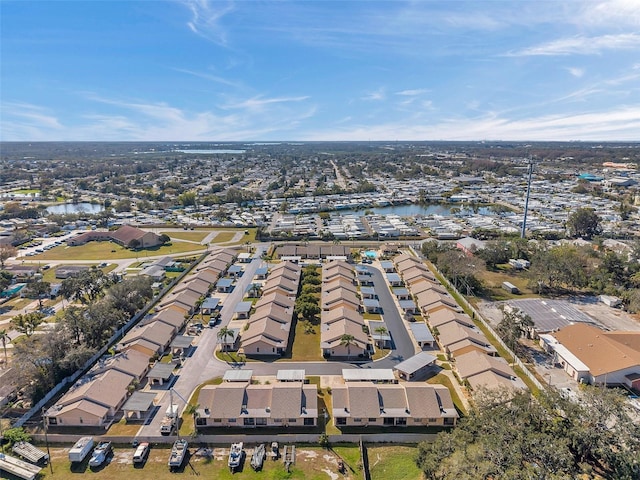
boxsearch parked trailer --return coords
[11,441,49,465]
[0,453,42,480]
[283,445,295,472]
[68,436,94,463]
[502,281,520,294]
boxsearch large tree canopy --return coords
[416,387,640,480]
[567,207,602,239]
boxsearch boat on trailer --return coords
[250,444,266,471]
[168,439,188,471]
[228,442,243,472]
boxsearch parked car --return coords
[133,442,150,466]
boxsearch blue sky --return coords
[1,0,639,141]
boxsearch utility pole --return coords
[521,157,534,239]
[42,407,53,474]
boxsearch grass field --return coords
[32,241,204,261]
[477,266,535,301]
[290,319,323,361]
[162,231,209,242]
[37,444,363,480]
[368,445,421,480]
[211,231,236,243]
[13,189,40,194]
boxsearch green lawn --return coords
[33,241,204,261]
[368,445,422,480]
[476,265,536,301]
[290,319,323,361]
[13,189,40,194]
[210,231,236,243]
[162,230,210,242]
[332,444,363,476]
[371,346,390,360]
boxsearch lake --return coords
[46,203,104,215]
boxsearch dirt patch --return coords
[298,449,318,459]
[322,467,340,479]
[213,447,227,461]
[323,453,339,465]
[114,452,131,464]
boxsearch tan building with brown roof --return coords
[437,323,496,357]
[253,292,295,311]
[322,277,358,296]
[195,381,317,428]
[321,320,370,358]
[416,290,462,315]
[428,309,476,329]
[118,321,175,353]
[322,289,360,311]
[331,382,457,427]
[46,369,134,427]
[409,278,448,296]
[152,308,187,332]
[241,318,291,356]
[89,349,151,381]
[68,225,162,249]
[322,306,364,327]
[455,350,525,391]
[549,323,640,387]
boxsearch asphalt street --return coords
[137,255,419,436]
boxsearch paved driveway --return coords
[363,265,417,368]
[136,257,418,436]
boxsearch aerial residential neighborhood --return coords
[0,141,639,479]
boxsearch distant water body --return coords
[338,204,493,217]
[46,203,104,215]
[173,149,246,154]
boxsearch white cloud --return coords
[578,0,640,27]
[2,102,63,129]
[567,67,585,78]
[507,33,640,56]
[172,68,242,88]
[223,95,310,111]
[395,89,429,96]
[178,0,235,46]
[362,88,385,101]
[301,106,640,142]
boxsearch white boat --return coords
[88,441,112,468]
[168,439,188,470]
[228,442,243,472]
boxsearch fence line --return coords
[30,432,439,445]
[429,262,544,391]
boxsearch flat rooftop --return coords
[506,299,601,333]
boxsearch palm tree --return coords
[340,334,355,360]
[217,326,235,352]
[374,326,388,349]
[185,403,200,436]
[0,328,10,367]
